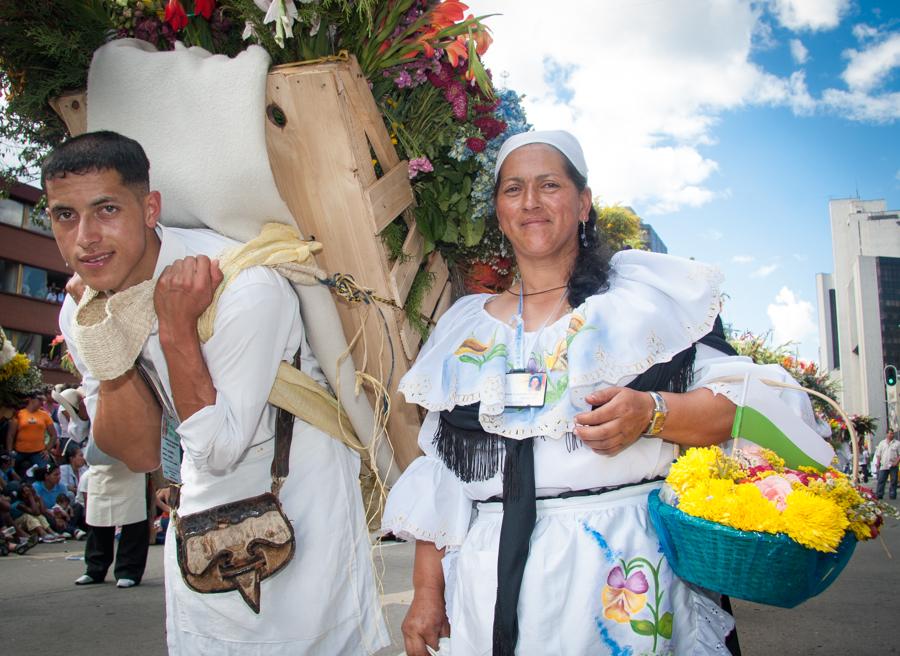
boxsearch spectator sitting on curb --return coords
[59,444,88,499]
[33,464,83,538]
[0,454,22,496]
[11,484,64,543]
[52,493,86,540]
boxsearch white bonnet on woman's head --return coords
[494,130,588,182]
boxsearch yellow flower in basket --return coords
[782,489,849,553]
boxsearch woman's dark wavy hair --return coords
[40,130,150,194]
[494,147,612,307]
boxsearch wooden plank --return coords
[366,162,415,234]
[419,253,450,317]
[388,226,425,305]
[431,281,453,324]
[339,59,400,169]
[49,91,87,136]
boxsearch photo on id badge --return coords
[505,370,547,408]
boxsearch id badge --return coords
[504,370,547,408]
[160,413,183,484]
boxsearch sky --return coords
[468,0,900,363]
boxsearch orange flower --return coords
[469,21,492,55]
[445,37,469,67]
[430,1,468,30]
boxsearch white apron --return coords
[445,482,734,656]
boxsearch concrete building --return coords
[640,221,668,254]
[0,181,76,387]
[816,198,900,439]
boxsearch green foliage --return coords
[0,1,113,183]
[596,204,644,253]
[403,267,436,341]
[413,158,480,254]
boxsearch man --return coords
[6,392,58,476]
[873,430,900,500]
[46,131,387,654]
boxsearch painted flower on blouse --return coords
[454,331,507,369]
[602,566,649,623]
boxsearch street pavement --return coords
[3,507,899,655]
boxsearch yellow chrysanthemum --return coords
[782,489,849,553]
[667,446,746,497]
[849,520,873,541]
[730,484,786,533]
[760,448,786,470]
[0,353,29,382]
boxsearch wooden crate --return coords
[50,56,450,471]
[264,56,450,470]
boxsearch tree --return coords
[596,204,644,253]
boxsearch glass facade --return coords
[0,257,67,303]
[0,197,25,227]
[877,256,900,370]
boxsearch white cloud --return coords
[767,286,817,346]
[732,255,756,263]
[821,88,900,122]
[790,39,810,64]
[751,264,779,278]
[770,0,850,32]
[852,23,882,42]
[469,0,820,215]
[841,33,900,92]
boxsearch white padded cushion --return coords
[86,39,294,242]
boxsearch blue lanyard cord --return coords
[514,283,568,370]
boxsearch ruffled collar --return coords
[398,250,723,439]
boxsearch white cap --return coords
[494,130,588,182]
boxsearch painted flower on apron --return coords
[602,566,649,622]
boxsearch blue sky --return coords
[469,0,899,362]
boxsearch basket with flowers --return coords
[648,379,894,608]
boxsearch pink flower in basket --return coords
[601,566,648,623]
[753,475,794,511]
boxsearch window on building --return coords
[20,265,48,300]
[0,258,18,294]
[23,209,52,236]
[0,197,25,228]
[878,257,900,371]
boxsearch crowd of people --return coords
[1,387,89,554]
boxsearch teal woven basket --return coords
[647,489,857,608]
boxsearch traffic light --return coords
[887,365,898,387]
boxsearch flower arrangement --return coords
[727,330,877,448]
[0,328,44,409]
[664,444,891,553]
[1,1,530,302]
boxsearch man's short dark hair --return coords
[40,130,150,193]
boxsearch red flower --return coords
[430,1,468,30]
[466,137,486,153]
[473,116,507,140]
[194,0,215,20]
[164,0,188,31]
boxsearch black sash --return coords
[435,317,736,654]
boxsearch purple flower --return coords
[394,70,413,88]
[408,157,434,179]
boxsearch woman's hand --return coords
[574,387,654,456]
[402,585,450,656]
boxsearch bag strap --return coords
[136,345,303,504]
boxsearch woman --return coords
[59,444,87,499]
[383,131,816,655]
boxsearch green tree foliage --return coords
[596,204,644,253]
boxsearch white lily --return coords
[254,0,299,49]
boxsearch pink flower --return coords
[753,475,794,511]
[408,156,434,179]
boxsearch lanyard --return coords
[514,284,567,370]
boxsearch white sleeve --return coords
[690,343,819,430]
[175,270,300,472]
[381,412,473,549]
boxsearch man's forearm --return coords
[93,369,163,472]
[159,326,216,422]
